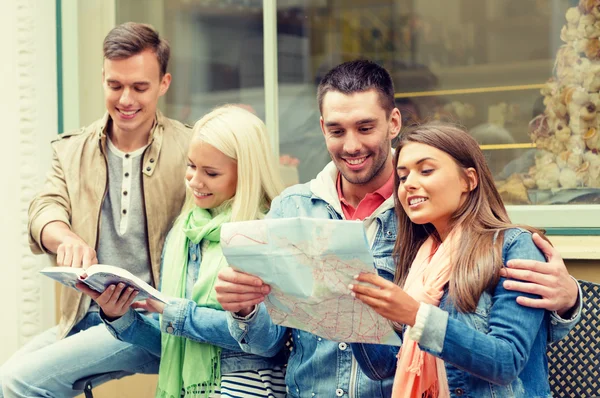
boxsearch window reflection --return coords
[115,0,598,205]
[117,0,265,125]
[275,0,598,205]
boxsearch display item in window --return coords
[523,0,600,199]
[497,174,530,204]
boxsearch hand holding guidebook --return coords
[40,264,168,303]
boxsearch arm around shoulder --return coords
[499,231,582,342]
[415,231,549,385]
[548,276,583,342]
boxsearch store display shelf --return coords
[395,83,544,99]
[508,204,600,230]
[479,143,536,150]
[391,59,553,95]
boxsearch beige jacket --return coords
[28,111,191,338]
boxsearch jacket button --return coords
[146,167,151,172]
[335,388,344,396]
[149,158,155,163]
[454,388,464,395]
[338,342,347,350]
[166,325,174,334]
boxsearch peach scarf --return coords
[391,230,461,398]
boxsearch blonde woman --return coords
[79,105,286,397]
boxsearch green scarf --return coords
[157,206,231,398]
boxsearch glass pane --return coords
[275,0,600,208]
[116,0,265,125]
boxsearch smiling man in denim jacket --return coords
[215,60,581,398]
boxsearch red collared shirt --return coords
[336,172,395,220]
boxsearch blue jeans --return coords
[0,312,159,398]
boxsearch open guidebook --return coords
[40,264,168,303]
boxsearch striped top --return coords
[200,366,286,397]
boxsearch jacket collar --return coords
[310,160,395,220]
[96,110,165,177]
[310,161,343,214]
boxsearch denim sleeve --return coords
[226,303,289,358]
[351,340,401,380]
[102,308,162,357]
[548,276,582,342]
[161,297,247,352]
[417,231,548,386]
[265,194,283,220]
[221,195,289,357]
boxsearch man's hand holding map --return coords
[221,217,402,346]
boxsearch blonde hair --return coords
[179,105,284,222]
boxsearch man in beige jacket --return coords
[1,22,191,397]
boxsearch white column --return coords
[0,0,57,362]
[74,0,116,128]
[263,0,280,159]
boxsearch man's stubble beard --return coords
[337,133,391,186]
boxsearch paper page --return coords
[221,217,401,346]
[85,265,168,304]
[40,265,168,304]
[39,267,83,289]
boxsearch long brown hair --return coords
[392,121,544,312]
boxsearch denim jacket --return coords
[355,228,582,398]
[227,163,399,398]
[226,163,581,398]
[104,234,285,374]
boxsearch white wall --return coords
[0,0,57,362]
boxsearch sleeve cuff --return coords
[230,305,258,322]
[227,304,262,341]
[551,276,582,323]
[101,308,137,337]
[408,302,428,342]
[412,303,449,356]
[161,298,191,335]
[29,210,71,255]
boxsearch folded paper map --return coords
[221,217,402,346]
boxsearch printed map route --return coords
[221,217,402,345]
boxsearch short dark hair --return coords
[103,22,170,77]
[317,60,396,117]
